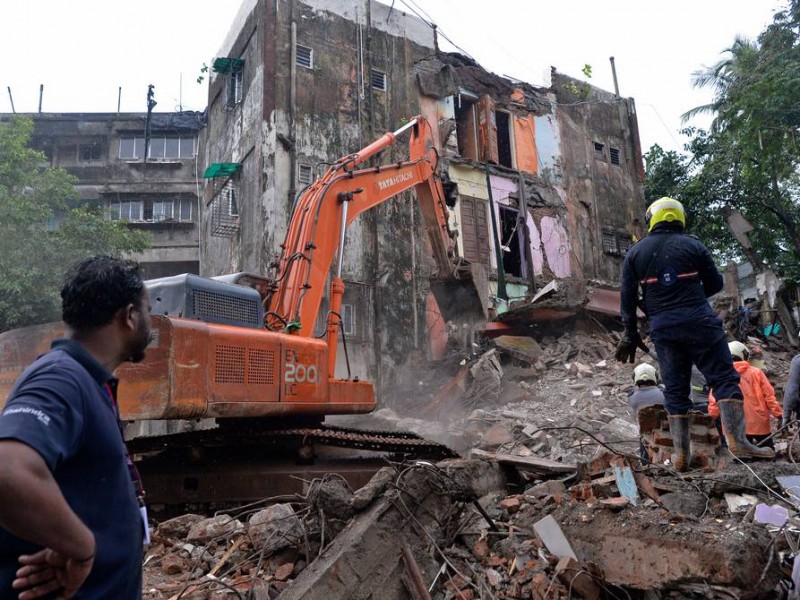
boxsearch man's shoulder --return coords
[10,349,88,397]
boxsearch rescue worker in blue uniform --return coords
[615,197,774,470]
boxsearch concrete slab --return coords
[276,459,506,600]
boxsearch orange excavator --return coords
[0,116,485,455]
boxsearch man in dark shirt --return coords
[0,256,151,599]
[616,197,773,471]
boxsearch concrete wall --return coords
[203,0,437,391]
[551,71,646,286]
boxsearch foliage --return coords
[0,117,148,332]
[645,0,800,279]
[197,62,209,85]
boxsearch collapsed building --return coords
[201,0,646,397]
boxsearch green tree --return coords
[0,116,148,331]
[662,0,800,277]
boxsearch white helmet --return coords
[633,363,658,385]
[728,341,750,362]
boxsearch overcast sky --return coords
[0,1,781,155]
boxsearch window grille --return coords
[602,230,632,256]
[371,69,386,91]
[610,147,621,165]
[298,163,313,184]
[296,44,313,69]
[211,180,240,237]
[78,144,102,161]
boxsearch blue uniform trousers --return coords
[650,316,742,415]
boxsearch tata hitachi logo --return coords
[376,172,413,191]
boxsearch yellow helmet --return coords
[646,197,686,232]
[728,341,750,361]
[633,363,658,385]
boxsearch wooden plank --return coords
[471,448,576,474]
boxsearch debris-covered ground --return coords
[140,316,800,599]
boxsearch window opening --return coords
[499,206,524,278]
[225,70,244,111]
[371,69,386,91]
[594,141,605,161]
[496,110,513,168]
[227,185,239,217]
[298,163,313,184]
[610,147,621,165]
[342,303,355,336]
[455,94,479,161]
[296,44,313,69]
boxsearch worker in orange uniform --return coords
[709,341,783,448]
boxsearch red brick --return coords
[500,497,521,514]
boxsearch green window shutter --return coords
[212,57,245,74]
[203,163,241,179]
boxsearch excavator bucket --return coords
[430,263,489,324]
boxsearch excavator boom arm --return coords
[266,116,484,369]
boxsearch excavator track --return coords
[127,423,458,460]
[130,423,457,515]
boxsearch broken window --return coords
[78,143,102,162]
[499,205,524,278]
[455,93,479,161]
[610,147,621,165]
[298,163,313,184]
[371,69,386,92]
[495,110,513,169]
[594,141,605,161]
[296,44,313,69]
[460,195,491,267]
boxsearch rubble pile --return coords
[140,318,800,598]
[141,452,800,599]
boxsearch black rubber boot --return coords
[667,414,691,472]
[718,399,775,459]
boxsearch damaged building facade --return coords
[202,0,645,395]
[8,112,205,278]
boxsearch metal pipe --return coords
[289,19,297,209]
[7,87,15,113]
[336,198,350,276]
[117,87,122,114]
[610,56,620,96]
[38,84,43,113]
